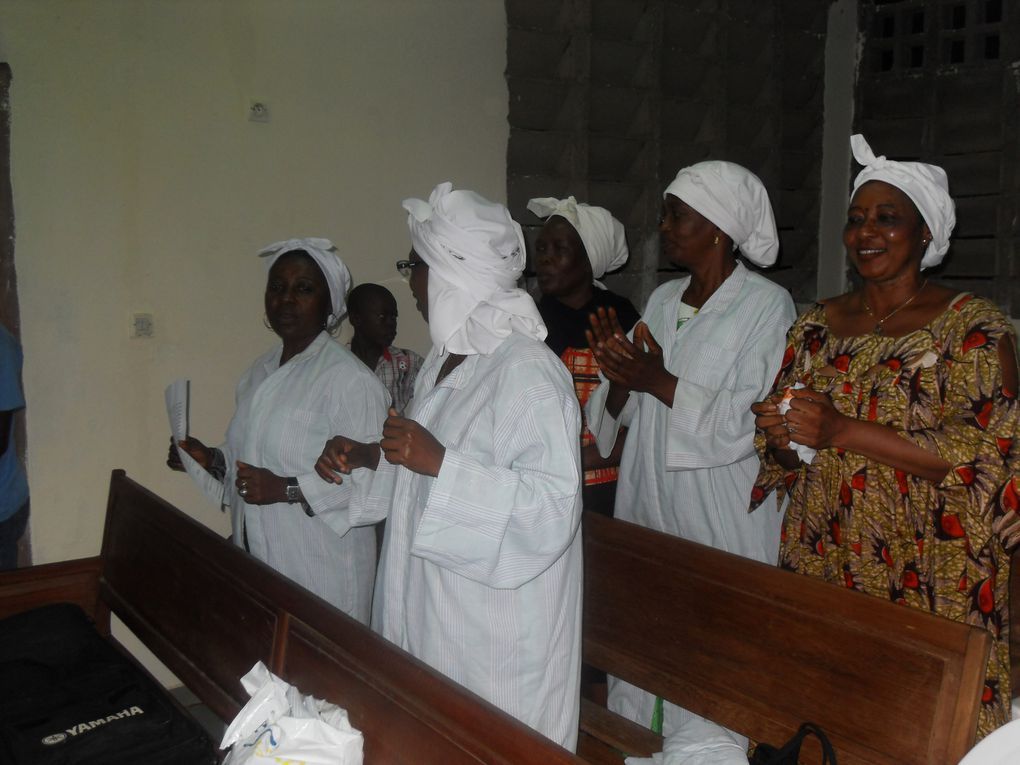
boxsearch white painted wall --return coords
[0,0,508,566]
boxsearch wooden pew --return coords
[578,511,992,765]
[0,470,585,765]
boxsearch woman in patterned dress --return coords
[753,135,1020,739]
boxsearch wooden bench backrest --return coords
[582,512,991,765]
[100,470,583,765]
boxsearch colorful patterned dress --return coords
[753,293,1019,738]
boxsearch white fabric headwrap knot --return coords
[257,237,352,323]
[526,196,629,289]
[850,134,955,270]
[404,182,546,355]
[663,161,779,267]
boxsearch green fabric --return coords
[650,695,664,735]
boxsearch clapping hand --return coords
[751,395,792,451]
[315,435,381,484]
[381,408,445,477]
[586,308,676,405]
[782,388,845,449]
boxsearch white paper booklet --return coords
[165,379,189,442]
[165,379,225,506]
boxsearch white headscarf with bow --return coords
[404,182,546,355]
[526,196,630,288]
[257,237,352,324]
[850,134,956,270]
[663,161,779,267]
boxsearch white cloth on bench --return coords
[624,700,747,765]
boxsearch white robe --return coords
[364,331,584,750]
[586,262,795,747]
[220,331,389,623]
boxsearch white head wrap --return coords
[526,196,629,288]
[850,134,955,270]
[257,237,352,324]
[403,182,546,355]
[663,161,779,267]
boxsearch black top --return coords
[539,290,641,357]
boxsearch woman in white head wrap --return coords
[168,238,389,624]
[753,136,1020,740]
[584,161,796,762]
[315,184,584,750]
[525,195,640,516]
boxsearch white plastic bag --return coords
[221,661,363,765]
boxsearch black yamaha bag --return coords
[0,603,218,765]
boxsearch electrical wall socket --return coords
[132,313,154,338]
[248,101,270,123]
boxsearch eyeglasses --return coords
[395,259,421,281]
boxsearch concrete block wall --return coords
[856,0,1019,316]
[506,0,832,310]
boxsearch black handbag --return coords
[749,722,837,765]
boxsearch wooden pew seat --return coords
[0,470,585,765]
[578,512,992,765]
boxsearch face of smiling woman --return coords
[844,180,931,284]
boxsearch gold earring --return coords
[713,234,720,246]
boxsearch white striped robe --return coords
[366,331,584,751]
[220,331,389,624]
[586,262,795,748]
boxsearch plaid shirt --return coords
[373,346,424,415]
[560,346,617,486]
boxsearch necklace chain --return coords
[862,280,928,335]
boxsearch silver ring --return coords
[239,486,248,497]
[787,424,797,434]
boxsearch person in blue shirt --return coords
[0,323,29,570]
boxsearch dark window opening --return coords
[909,44,925,67]
[985,34,999,59]
[985,0,1002,23]
[950,4,967,29]
[879,13,896,37]
[910,10,925,33]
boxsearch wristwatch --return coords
[286,477,315,517]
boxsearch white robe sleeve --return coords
[296,374,389,536]
[586,376,638,458]
[665,295,794,470]
[411,362,582,589]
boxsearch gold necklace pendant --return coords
[863,279,928,335]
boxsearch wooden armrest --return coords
[580,697,663,759]
[0,557,106,627]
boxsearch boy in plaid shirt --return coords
[348,284,423,415]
